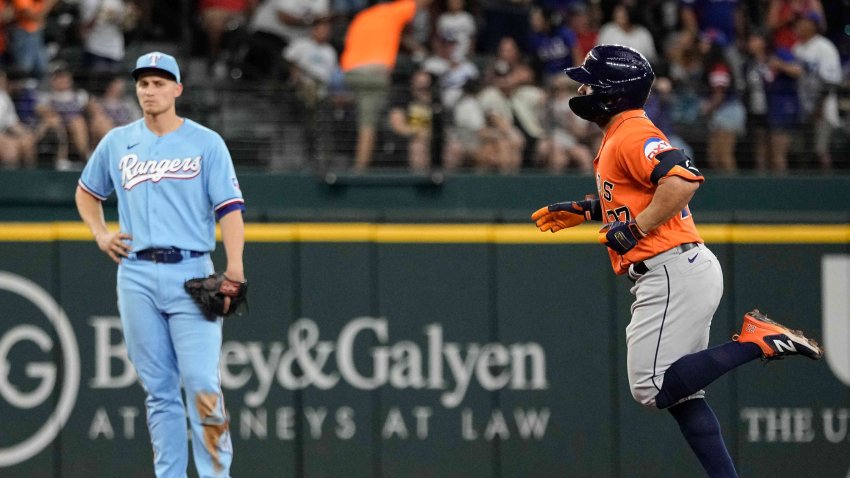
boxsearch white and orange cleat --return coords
[732,309,823,361]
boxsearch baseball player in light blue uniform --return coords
[75,52,245,478]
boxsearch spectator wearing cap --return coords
[435,0,476,61]
[790,11,841,169]
[340,0,432,171]
[8,0,58,78]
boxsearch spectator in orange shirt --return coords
[340,0,431,171]
[9,0,58,78]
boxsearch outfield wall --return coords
[0,222,848,478]
[1,170,849,223]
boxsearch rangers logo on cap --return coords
[132,51,181,83]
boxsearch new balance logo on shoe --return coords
[773,339,797,354]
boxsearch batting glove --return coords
[599,220,646,254]
[531,199,601,233]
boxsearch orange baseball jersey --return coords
[594,109,704,275]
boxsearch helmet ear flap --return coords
[568,88,651,124]
[569,94,613,124]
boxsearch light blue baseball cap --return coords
[132,51,181,83]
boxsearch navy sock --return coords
[669,398,738,478]
[656,341,762,409]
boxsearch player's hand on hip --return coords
[531,201,593,233]
[95,231,132,263]
[598,220,646,254]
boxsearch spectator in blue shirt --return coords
[528,6,582,85]
[681,0,741,48]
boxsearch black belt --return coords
[134,248,205,263]
[632,242,699,275]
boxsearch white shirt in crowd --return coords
[596,24,657,63]
[80,0,126,61]
[0,90,20,132]
[422,56,479,108]
[284,37,338,85]
[793,34,842,128]
[250,0,329,43]
[436,11,476,59]
[453,94,485,131]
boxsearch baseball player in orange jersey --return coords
[531,45,823,477]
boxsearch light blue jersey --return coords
[79,118,244,252]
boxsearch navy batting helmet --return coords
[564,44,654,124]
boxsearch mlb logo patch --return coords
[643,137,674,161]
[232,177,240,190]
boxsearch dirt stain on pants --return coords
[195,392,229,473]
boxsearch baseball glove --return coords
[184,272,248,319]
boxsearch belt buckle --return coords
[151,250,164,263]
[678,242,697,253]
[153,249,180,263]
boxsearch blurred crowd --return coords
[0,0,847,173]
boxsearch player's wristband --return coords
[575,198,602,222]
